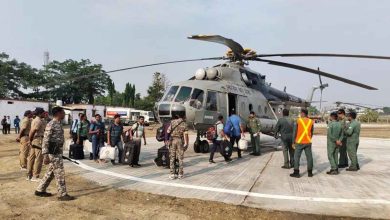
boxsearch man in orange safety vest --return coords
[290,109,314,178]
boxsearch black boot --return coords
[290,169,300,178]
[308,170,313,177]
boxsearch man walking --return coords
[14,116,21,134]
[248,111,261,156]
[225,110,245,159]
[337,109,349,168]
[274,109,294,169]
[107,114,125,165]
[35,106,75,201]
[209,115,230,163]
[290,109,314,178]
[345,112,361,171]
[16,111,33,170]
[129,116,146,167]
[167,113,189,179]
[27,108,46,181]
[89,114,105,163]
[326,112,343,175]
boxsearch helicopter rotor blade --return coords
[105,57,224,74]
[256,53,390,60]
[253,58,378,90]
[188,35,244,59]
[37,57,224,87]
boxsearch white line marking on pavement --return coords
[75,161,390,205]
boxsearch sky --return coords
[1,0,390,109]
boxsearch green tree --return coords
[0,52,38,98]
[383,107,390,115]
[308,106,319,115]
[42,59,110,104]
[138,72,168,110]
[123,83,132,107]
[359,109,379,123]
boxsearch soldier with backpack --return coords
[128,116,146,167]
[167,112,189,179]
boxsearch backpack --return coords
[156,122,170,142]
[88,122,96,143]
[223,118,235,137]
[131,123,139,137]
[206,122,221,141]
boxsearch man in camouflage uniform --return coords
[345,111,361,172]
[27,107,46,181]
[35,107,75,201]
[248,111,262,156]
[167,112,189,179]
[337,109,349,168]
[16,110,33,171]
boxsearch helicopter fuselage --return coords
[155,62,309,134]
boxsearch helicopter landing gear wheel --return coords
[200,140,210,153]
[194,139,201,153]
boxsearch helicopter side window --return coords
[258,105,263,115]
[190,88,204,109]
[175,86,192,102]
[249,104,253,112]
[206,91,218,111]
[163,86,179,102]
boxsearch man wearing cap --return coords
[248,111,262,156]
[345,112,361,171]
[16,111,33,171]
[337,109,349,168]
[35,106,75,201]
[27,107,46,181]
[326,112,343,175]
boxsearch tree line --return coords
[0,52,167,110]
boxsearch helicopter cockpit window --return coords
[206,91,217,111]
[190,89,204,109]
[175,86,192,102]
[163,86,178,102]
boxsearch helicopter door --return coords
[228,93,237,116]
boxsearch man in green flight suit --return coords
[326,112,343,175]
[248,111,261,156]
[337,109,349,168]
[274,109,294,169]
[345,111,361,171]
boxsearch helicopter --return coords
[44,34,390,151]
[122,34,386,151]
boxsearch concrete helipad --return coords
[66,135,390,219]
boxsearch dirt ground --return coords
[0,127,385,220]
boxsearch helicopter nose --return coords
[157,103,186,119]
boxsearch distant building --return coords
[0,99,49,128]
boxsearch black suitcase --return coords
[69,144,84,160]
[154,146,170,167]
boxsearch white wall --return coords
[0,100,49,128]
